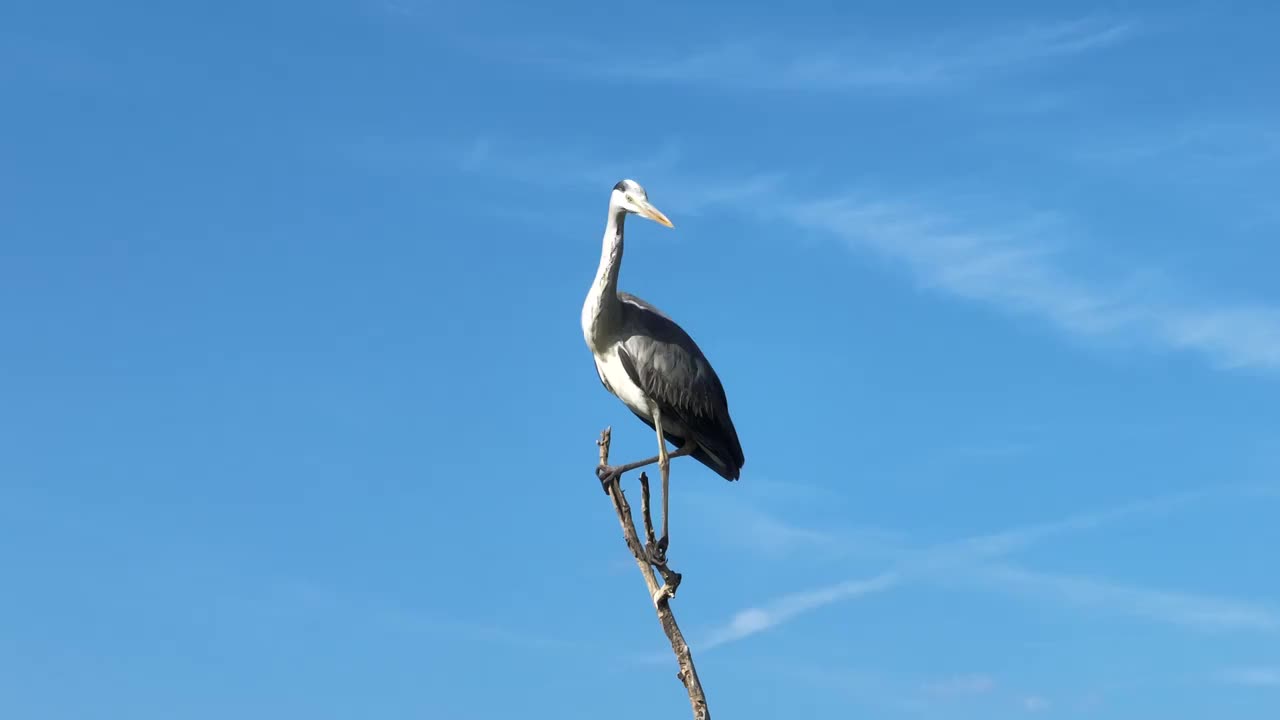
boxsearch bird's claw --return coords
[596,464,619,493]
[644,538,668,566]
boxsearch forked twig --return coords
[639,471,659,548]
[640,471,682,593]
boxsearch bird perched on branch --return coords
[582,178,745,562]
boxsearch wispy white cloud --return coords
[967,564,1280,632]
[702,573,898,650]
[759,658,1067,715]
[1217,666,1280,688]
[684,488,905,561]
[1070,118,1280,230]
[935,486,1214,559]
[922,673,998,697]
[781,192,1280,371]
[1022,695,1052,712]
[576,18,1134,94]
[1078,119,1280,176]
[691,498,842,559]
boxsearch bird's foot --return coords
[644,536,669,566]
[596,464,620,494]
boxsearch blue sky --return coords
[3,1,1280,717]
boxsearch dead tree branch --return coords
[640,471,683,592]
[596,427,710,720]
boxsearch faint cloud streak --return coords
[1219,666,1280,687]
[1079,119,1280,175]
[922,673,997,697]
[969,564,1280,632]
[782,193,1280,371]
[576,18,1134,94]
[1022,695,1052,712]
[701,573,898,650]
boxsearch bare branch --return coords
[596,427,710,720]
[640,471,659,549]
[640,471,683,593]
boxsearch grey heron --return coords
[582,178,745,561]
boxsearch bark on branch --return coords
[596,427,710,720]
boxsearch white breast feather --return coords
[595,346,653,421]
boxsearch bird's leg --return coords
[596,454,656,493]
[597,454,657,483]
[595,443,695,494]
[652,410,672,565]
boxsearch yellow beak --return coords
[636,200,674,228]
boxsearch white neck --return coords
[580,202,627,353]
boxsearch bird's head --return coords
[611,179,674,228]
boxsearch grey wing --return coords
[616,293,745,480]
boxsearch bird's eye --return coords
[624,194,633,204]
